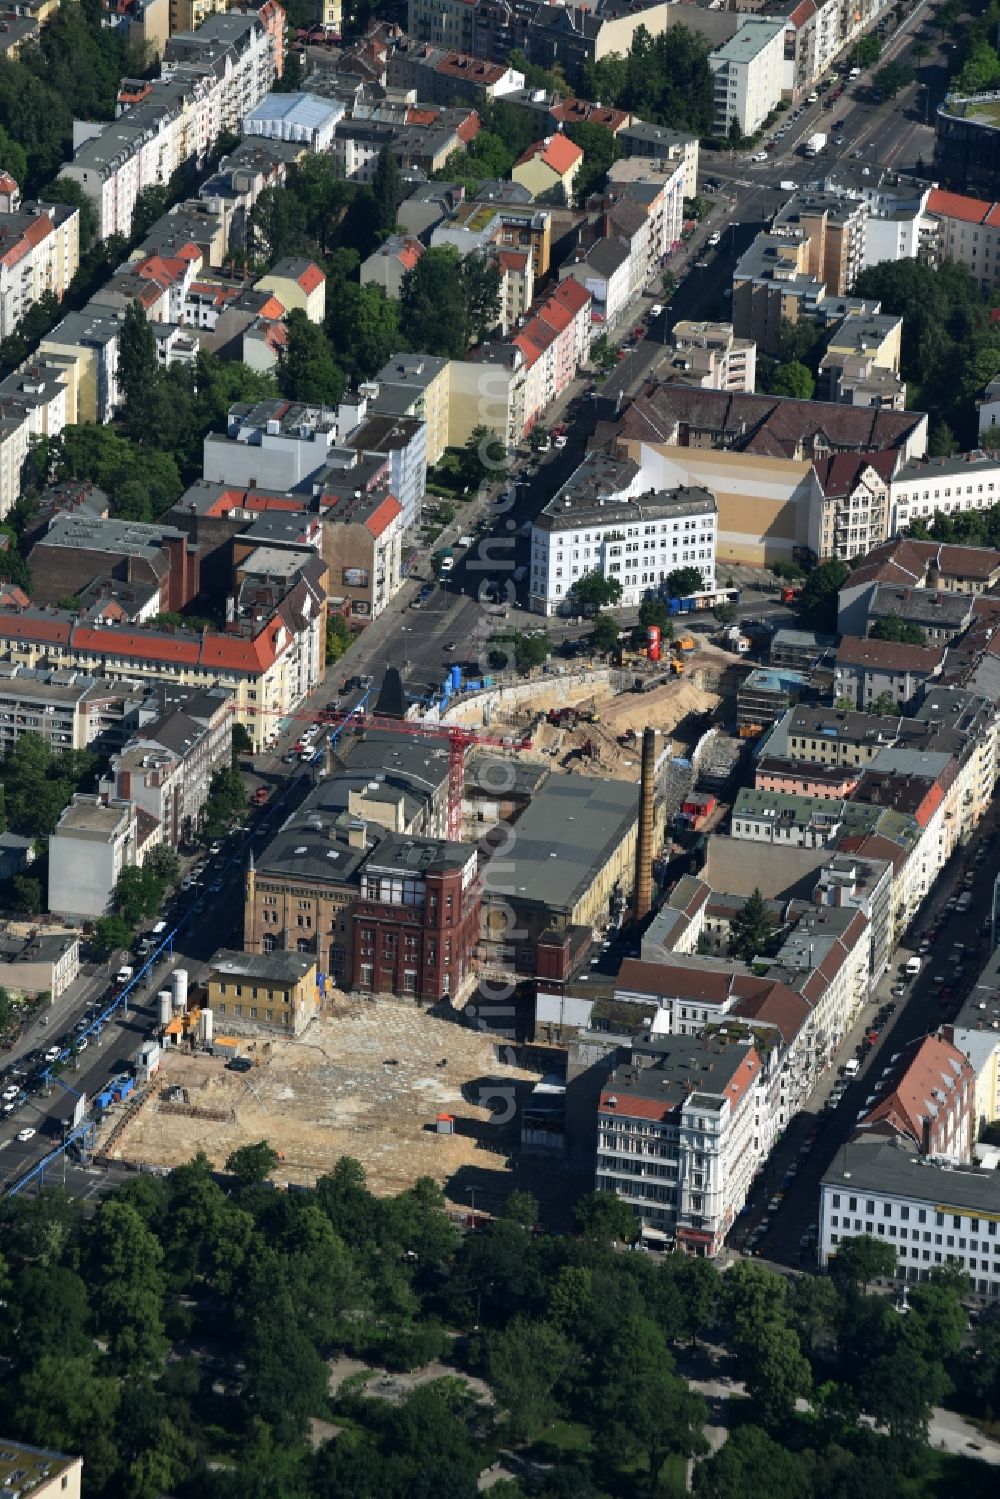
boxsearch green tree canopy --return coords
[871,616,926,646]
[572,570,623,610]
[797,559,850,631]
[727,887,777,962]
[666,566,704,599]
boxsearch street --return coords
[731,813,999,1271]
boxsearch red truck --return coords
[252,786,269,806]
[781,586,802,605]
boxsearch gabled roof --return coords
[296,262,325,293]
[927,187,991,225]
[836,635,945,673]
[860,1033,972,1147]
[514,133,583,177]
[812,449,899,496]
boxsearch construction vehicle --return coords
[738,723,764,739]
[670,658,685,675]
[673,635,696,653]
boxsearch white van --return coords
[843,1058,860,1077]
[904,956,921,977]
[439,555,454,574]
[849,66,861,79]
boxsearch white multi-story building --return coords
[0,199,80,340]
[665,321,757,393]
[528,452,717,616]
[60,7,279,240]
[819,1137,1000,1298]
[709,18,784,139]
[596,1030,763,1256]
[889,450,1000,535]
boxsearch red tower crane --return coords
[242,703,532,842]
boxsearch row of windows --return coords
[215,1003,291,1024]
[830,1195,998,1234]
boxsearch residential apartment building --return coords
[367,352,450,466]
[0,1443,82,1499]
[59,5,281,239]
[345,412,427,532]
[386,42,524,106]
[48,794,139,920]
[889,450,1000,535]
[37,305,122,425]
[0,664,145,755]
[820,1136,1000,1297]
[596,1031,763,1256]
[317,483,403,624]
[511,276,591,431]
[511,133,583,204]
[664,321,756,393]
[819,311,903,404]
[606,153,686,260]
[858,1032,976,1161]
[99,684,232,846]
[0,559,326,755]
[927,186,1000,293]
[529,451,717,615]
[407,0,476,54]
[809,451,898,562]
[838,537,1000,635]
[557,235,631,331]
[527,1,672,81]
[774,193,868,297]
[834,636,945,709]
[255,257,326,323]
[0,199,80,340]
[709,18,784,138]
[0,926,80,1001]
[359,234,423,300]
[431,198,552,278]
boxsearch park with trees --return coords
[0,1158,995,1499]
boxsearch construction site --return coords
[98,991,546,1207]
[445,636,743,784]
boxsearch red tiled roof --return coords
[296,262,325,293]
[861,1033,972,1146]
[258,295,286,320]
[365,492,403,538]
[551,276,591,314]
[0,212,52,269]
[927,187,991,225]
[514,134,583,176]
[395,237,423,270]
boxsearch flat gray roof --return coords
[823,1137,1000,1215]
[489,775,639,915]
[211,948,316,984]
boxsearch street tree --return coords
[874,60,914,98]
[592,612,621,653]
[278,309,344,405]
[831,1233,897,1291]
[573,1190,639,1246]
[572,570,623,610]
[666,566,704,598]
[797,559,850,631]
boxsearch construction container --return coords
[157,991,172,1027]
[436,1112,455,1135]
[171,968,188,1015]
[212,1035,240,1057]
[449,665,462,692]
